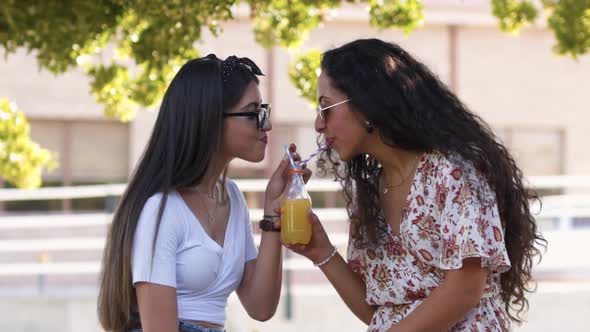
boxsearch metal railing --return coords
[1,177,589,277]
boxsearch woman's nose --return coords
[314,115,326,133]
[262,118,272,132]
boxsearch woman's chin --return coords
[242,151,265,163]
[254,154,265,163]
[337,149,362,162]
[333,147,351,162]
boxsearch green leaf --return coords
[288,49,322,105]
[545,0,590,58]
[87,64,137,122]
[492,0,538,33]
[251,0,341,49]
[0,98,57,189]
[368,0,424,34]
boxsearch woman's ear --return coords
[364,120,374,133]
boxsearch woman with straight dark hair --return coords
[98,54,307,332]
[285,39,545,331]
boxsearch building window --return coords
[3,119,129,212]
[495,126,564,196]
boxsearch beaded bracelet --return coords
[314,247,338,268]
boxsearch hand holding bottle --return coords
[283,211,335,265]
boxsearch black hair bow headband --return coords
[220,55,264,83]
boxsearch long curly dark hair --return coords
[316,38,546,323]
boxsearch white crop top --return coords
[131,179,258,325]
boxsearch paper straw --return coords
[298,145,327,166]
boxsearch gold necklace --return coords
[206,199,218,226]
[190,183,220,226]
[381,154,421,195]
[206,185,220,226]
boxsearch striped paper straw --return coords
[298,145,327,166]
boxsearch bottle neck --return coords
[292,173,305,186]
[285,171,309,200]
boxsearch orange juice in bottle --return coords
[280,168,312,245]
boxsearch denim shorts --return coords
[128,312,225,332]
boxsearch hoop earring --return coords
[365,120,374,133]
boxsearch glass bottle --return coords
[280,167,312,245]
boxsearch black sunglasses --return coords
[223,103,271,130]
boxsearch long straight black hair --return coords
[98,55,259,332]
[317,38,546,323]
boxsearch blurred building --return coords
[0,1,588,208]
[1,2,590,331]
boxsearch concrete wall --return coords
[1,282,588,332]
[0,294,103,332]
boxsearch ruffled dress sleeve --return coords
[436,163,511,273]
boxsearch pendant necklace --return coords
[188,183,220,226]
[382,154,421,195]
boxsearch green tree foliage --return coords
[544,0,590,58]
[2,0,587,118]
[491,0,590,57]
[491,0,538,33]
[0,0,588,188]
[289,0,589,104]
[288,49,322,104]
[251,0,341,48]
[0,99,56,189]
[368,0,424,34]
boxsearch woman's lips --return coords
[260,136,268,144]
[325,138,335,147]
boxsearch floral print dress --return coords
[347,152,512,332]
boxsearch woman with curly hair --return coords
[285,38,545,331]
